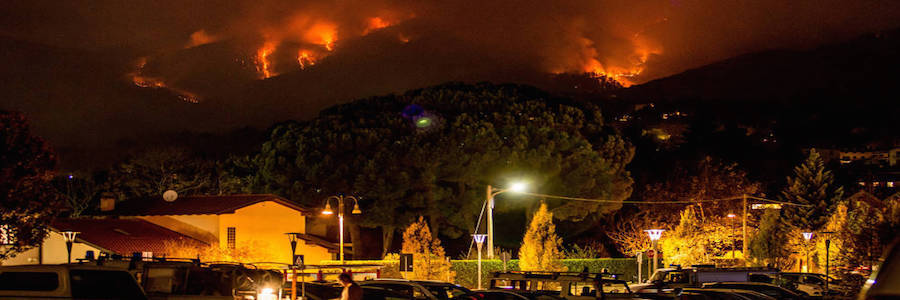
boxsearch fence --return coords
[322,258,661,288]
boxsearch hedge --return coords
[451,258,661,288]
[320,259,401,278]
[322,258,661,288]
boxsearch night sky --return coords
[2,0,900,167]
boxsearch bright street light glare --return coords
[509,182,527,193]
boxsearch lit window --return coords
[0,225,13,245]
[858,182,866,186]
[889,182,895,188]
[227,227,236,249]
[873,182,880,187]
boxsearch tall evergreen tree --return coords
[780,149,843,231]
[519,203,566,271]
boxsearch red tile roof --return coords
[51,218,207,255]
[107,194,309,216]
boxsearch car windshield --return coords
[420,284,470,300]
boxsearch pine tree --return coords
[780,149,844,231]
[401,216,454,281]
[519,203,566,271]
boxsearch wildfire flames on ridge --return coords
[126,2,671,101]
[129,57,200,103]
[7,0,898,106]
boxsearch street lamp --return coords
[645,229,664,275]
[61,231,79,264]
[286,233,301,300]
[802,232,813,273]
[727,213,737,259]
[473,234,487,290]
[821,231,835,294]
[322,195,362,264]
[486,182,526,258]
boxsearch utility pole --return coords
[742,194,748,266]
[486,185,494,259]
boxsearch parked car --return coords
[0,264,149,300]
[471,290,566,300]
[285,281,342,300]
[700,282,805,300]
[680,288,774,300]
[629,266,779,294]
[360,279,472,300]
[488,271,644,299]
[363,286,424,300]
[779,272,852,298]
[858,238,900,299]
[138,260,284,300]
[675,288,758,300]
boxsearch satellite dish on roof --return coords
[163,190,178,202]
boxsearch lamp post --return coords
[645,229,664,275]
[322,195,362,264]
[821,231,834,295]
[286,233,300,300]
[727,213,737,259]
[485,182,526,259]
[802,232,813,273]
[473,234,487,290]
[61,231,79,264]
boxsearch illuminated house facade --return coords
[1,194,340,266]
[2,218,206,265]
[105,194,337,265]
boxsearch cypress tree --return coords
[518,203,566,271]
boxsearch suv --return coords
[488,271,641,299]
[0,264,148,300]
[360,279,472,300]
[630,266,779,293]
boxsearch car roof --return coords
[704,282,777,286]
[0,264,130,272]
[365,278,452,284]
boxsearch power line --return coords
[517,192,812,207]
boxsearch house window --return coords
[0,225,13,245]
[227,227,236,249]
[889,182,895,188]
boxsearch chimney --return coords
[100,193,116,212]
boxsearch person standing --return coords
[338,273,363,300]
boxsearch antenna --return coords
[163,190,178,202]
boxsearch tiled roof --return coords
[51,218,207,255]
[106,194,309,216]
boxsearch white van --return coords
[0,264,148,299]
